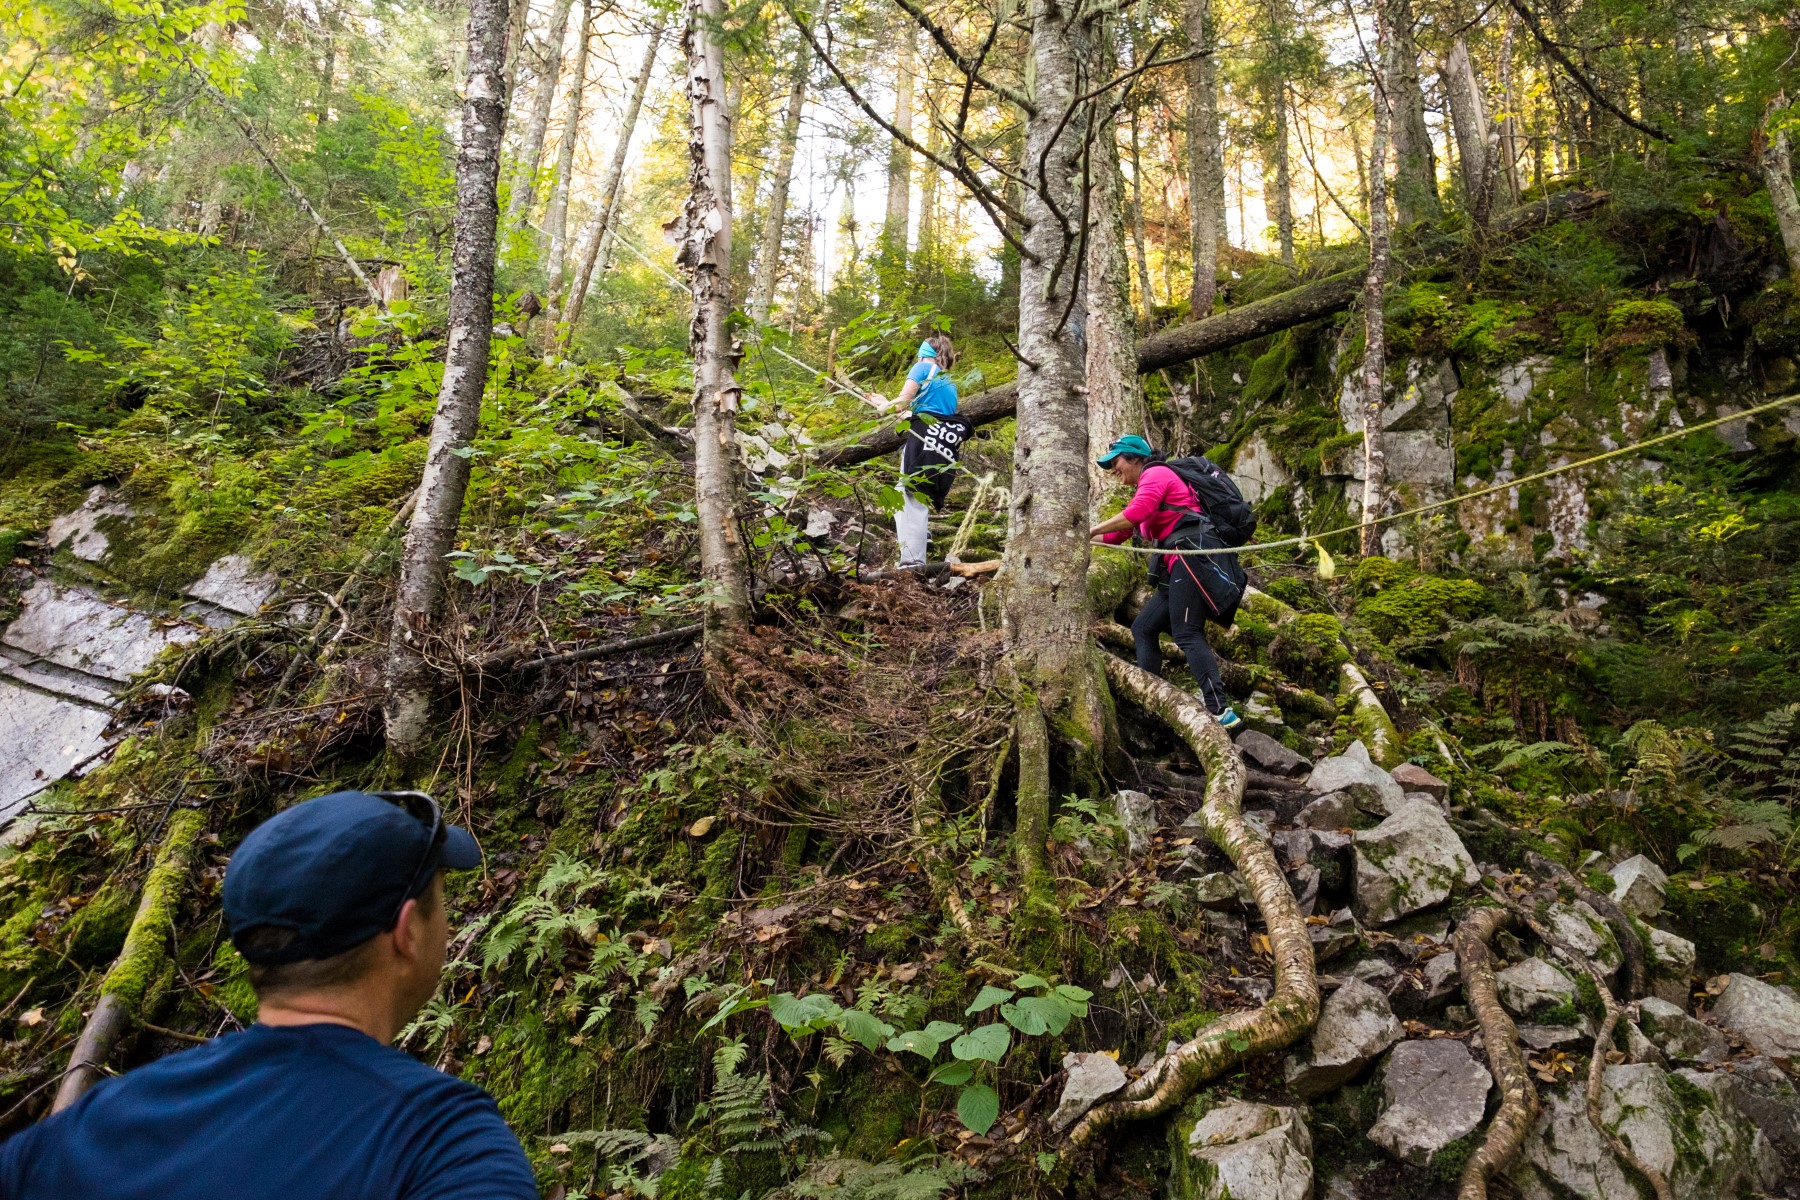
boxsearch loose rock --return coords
[1283,978,1402,1098]
[1608,854,1668,919]
[1508,1063,1780,1200]
[1183,1100,1313,1200]
[1517,1022,1594,1052]
[1709,972,1800,1063]
[1049,1051,1128,1131]
[1368,1038,1493,1166]
[1495,957,1578,1019]
[1645,926,1696,1008]
[1350,800,1478,925]
[1308,750,1405,815]
[1389,762,1448,802]
[1111,789,1156,855]
[1636,996,1727,1063]
[1544,901,1622,979]
[1295,792,1360,830]
[1234,729,1310,776]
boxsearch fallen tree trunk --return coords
[1067,653,1319,1148]
[1455,902,1538,1200]
[823,190,1608,469]
[53,810,207,1112]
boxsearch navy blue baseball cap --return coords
[225,791,481,965]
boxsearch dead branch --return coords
[1502,0,1675,145]
[477,622,703,673]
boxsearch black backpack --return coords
[1154,457,1258,548]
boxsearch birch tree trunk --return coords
[1129,103,1155,327]
[1268,79,1296,264]
[501,0,532,107]
[562,20,664,345]
[749,27,811,324]
[1086,20,1146,504]
[1386,0,1440,227]
[1761,96,1800,280]
[385,0,510,763]
[1004,0,1104,751]
[918,93,942,269]
[1186,0,1223,316]
[681,0,752,647]
[1358,3,1393,560]
[1442,38,1492,219]
[879,22,916,292]
[542,0,591,277]
[502,0,574,231]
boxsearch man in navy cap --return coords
[0,790,537,1199]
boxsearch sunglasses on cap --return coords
[371,790,445,924]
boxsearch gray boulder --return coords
[1508,1064,1780,1200]
[1709,972,1800,1062]
[1636,996,1726,1063]
[1389,763,1448,802]
[1645,926,1696,1008]
[1544,902,1622,979]
[1495,958,1578,1019]
[1350,800,1479,925]
[1296,792,1361,830]
[1111,789,1156,855]
[1517,1022,1594,1052]
[1183,1101,1312,1200]
[1368,1039,1492,1166]
[1193,872,1254,911]
[1049,1051,1129,1131]
[1715,1056,1800,1157]
[1608,854,1668,919]
[1284,978,1403,1098]
[1308,750,1406,816]
[1236,729,1310,776]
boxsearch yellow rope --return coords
[1091,390,1800,558]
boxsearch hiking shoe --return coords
[1216,708,1243,731]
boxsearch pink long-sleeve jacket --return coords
[1097,463,1204,572]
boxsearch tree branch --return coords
[1504,0,1676,144]
[889,0,1037,115]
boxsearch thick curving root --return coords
[1065,654,1320,1149]
[1524,850,1646,1001]
[1513,898,1673,1200]
[53,809,208,1112]
[1455,902,1538,1200]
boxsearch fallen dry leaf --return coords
[687,815,717,837]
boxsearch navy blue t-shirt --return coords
[0,1022,537,1200]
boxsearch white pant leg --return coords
[896,489,931,566]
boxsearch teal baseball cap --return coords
[1096,435,1154,467]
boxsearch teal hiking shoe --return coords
[1216,708,1243,731]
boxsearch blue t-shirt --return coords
[0,1022,537,1200]
[907,359,958,417]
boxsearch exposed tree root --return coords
[1455,902,1538,1200]
[1065,653,1320,1149]
[1089,620,1335,719]
[1524,850,1646,1000]
[1014,699,1051,875]
[52,810,207,1113]
[1512,897,1673,1200]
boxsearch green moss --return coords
[1261,576,1325,613]
[1601,299,1688,356]
[208,942,259,1023]
[1269,613,1351,690]
[61,881,136,965]
[100,809,206,1013]
[1356,574,1490,643]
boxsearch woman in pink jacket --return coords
[1088,435,1244,731]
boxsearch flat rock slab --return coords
[4,579,199,683]
[1308,752,1405,815]
[1284,977,1402,1098]
[1508,1064,1780,1200]
[1235,730,1310,776]
[0,681,113,816]
[1368,1038,1492,1166]
[1184,1100,1312,1200]
[1389,763,1448,801]
[186,553,279,615]
[1351,799,1478,925]
[45,485,134,563]
[1709,972,1800,1063]
[1050,1051,1128,1131]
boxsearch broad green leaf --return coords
[1012,973,1050,990]
[923,1020,964,1042]
[951,1022,1011,1063]
[768,992,841,1032]
[999,1001,1049,1036]
[1053,984,1093,1015]
[886,1029,942,1059]
[957,1083,1001,1136]
[1016,995,1075,1035]
[965,985,1015,1015]
[836,1008,896,1051]
[929,1061,974,1086]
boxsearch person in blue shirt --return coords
[0,790,538,1200]
[865,334,972,567]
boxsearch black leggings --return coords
[1133,558,1228,714]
